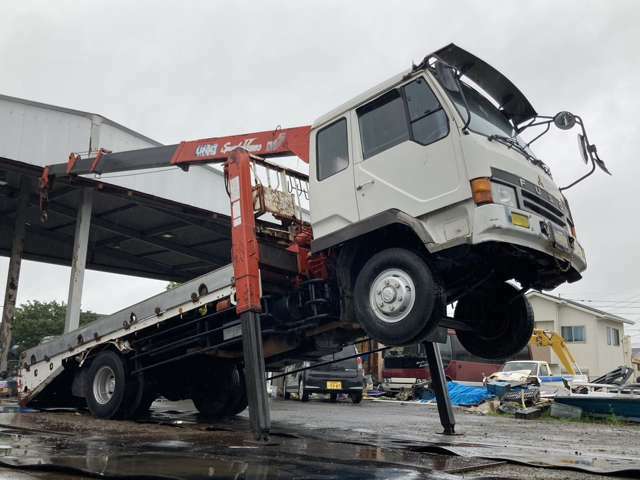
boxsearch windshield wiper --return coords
[488,134,552,177]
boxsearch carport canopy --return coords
[0,156,235,282]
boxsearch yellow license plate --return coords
[511,212,530,229]
[326,381,342,390]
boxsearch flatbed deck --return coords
[20,265,236,402]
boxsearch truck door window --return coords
[316,118,349,181]
[404,78,449,145]
[357,89,410,159]
[357,77,448,159]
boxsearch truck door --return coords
[351,75,466,221]
[309,116,360,239]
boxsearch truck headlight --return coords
[491,182,518,208]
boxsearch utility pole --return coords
[0,176,30,374]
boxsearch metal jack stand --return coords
[423,341,456,435]
[241,311,271,441]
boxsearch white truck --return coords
[19,44,608,430]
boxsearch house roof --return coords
[527,291,635,325]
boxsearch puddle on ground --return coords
[0,407,499,480]
[307,428,640,476]
[1,400,638,479]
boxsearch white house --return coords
[527,291,634,378]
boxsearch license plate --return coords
[551,225,570,252]
[511,212,530,229]
[326,381,342,390]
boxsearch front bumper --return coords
[472,203,587,274]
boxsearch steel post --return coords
[423,341,456,434]
[241,311,271,441]
[0,176,30,374]
[64,188,93,333]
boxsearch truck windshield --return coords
[502,361,538,374]
[436,75,537,156]
[316,347,357,370]
[449,83,515,138]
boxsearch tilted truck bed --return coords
[20,264,236,402]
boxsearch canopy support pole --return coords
[64,188,93,333]
[0,176,30,374]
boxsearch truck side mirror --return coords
[553,111,576,130]
[435,62,460,92]
[577,133,589,164]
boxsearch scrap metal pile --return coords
[369,364,640,422]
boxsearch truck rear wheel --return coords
[192,362,234,419]
[354,248,438,346]
[298,379,309,402]
[84,350,131,419]
[454,282,534,360]
[224,366,248,416]
[131,389,157,418]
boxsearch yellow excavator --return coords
[530,329,582,375]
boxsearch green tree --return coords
[11,300,99,352]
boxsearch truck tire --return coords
[350,392,363,404]
[192,362,234,419]
[84,350,130,419]
[132,391,157,417]
[454,282,534,360]
[354,248,438,346]
[298,379,309,402]
[223,366,248,416]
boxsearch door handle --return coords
[356,179,375,191]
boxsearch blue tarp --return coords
[419,381,494,406]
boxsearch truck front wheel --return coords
[353,248,438,346]
[454,282,534,360]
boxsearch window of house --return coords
[357,77,448,159]
[561,326,586,343]
[607,326,620,346]
[316,118,349,181]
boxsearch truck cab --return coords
[308,44,595,358]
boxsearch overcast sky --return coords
[1,1,640,342]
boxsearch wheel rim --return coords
[369,268,416,323]
[93,365,116,405]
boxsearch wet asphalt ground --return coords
[0,395,638,479]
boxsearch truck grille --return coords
[521,190,566,227]
[490,168,569,228]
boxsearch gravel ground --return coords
[269,395,640,479]
[1,396,638,479]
